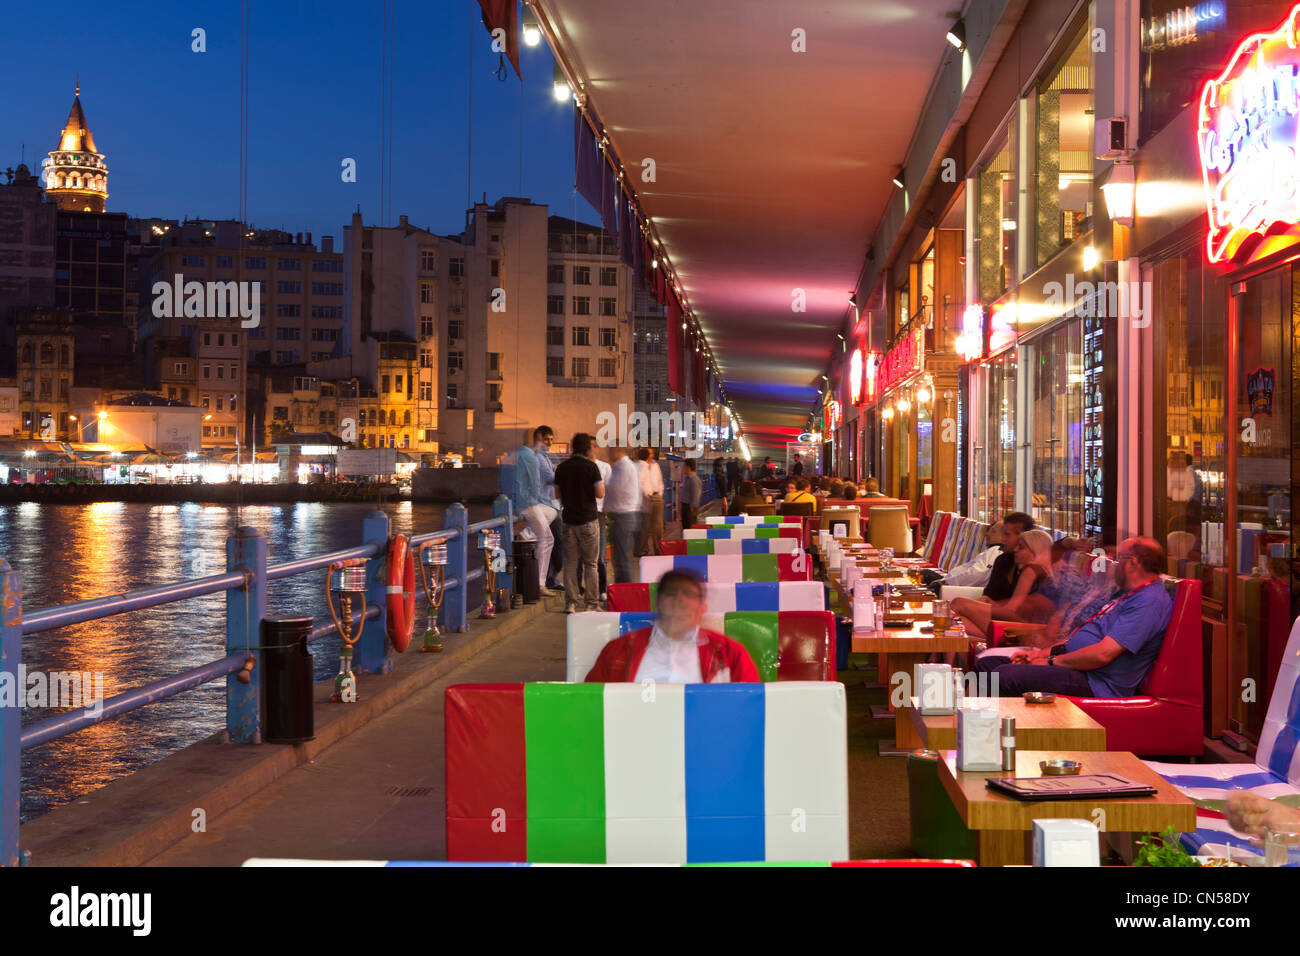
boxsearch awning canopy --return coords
[536,0,956,457]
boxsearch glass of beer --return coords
[932,600,952,634]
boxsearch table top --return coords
[851,620,971,653]
[937,750,1195,833]
[908,698,1106,752]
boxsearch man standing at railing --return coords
[506,426,558,597]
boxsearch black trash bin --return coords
[262,616,315,744]
[514,539,540,604]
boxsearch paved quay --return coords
[23,592,913,865]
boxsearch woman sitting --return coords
[950,528,1058,644]
[841,482,859,500]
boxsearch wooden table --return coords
[903,697,1106,753]
[936,750,1196,867]
[852,622,972,747]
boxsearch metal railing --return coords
[0,495,516,866]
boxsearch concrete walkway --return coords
[146,604,572,865]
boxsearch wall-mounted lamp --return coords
[916,385,932,404]
[891,170,905,191]
[945,19,966,51]
[1082,244,1100,272]
[1099,162,1136,227]
[552,62,571,103]
[522,8,542,47]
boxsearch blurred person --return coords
[726,456,742,496]
[504,426,558,596]
[863,477,886,498]
[584,569,760,682]
[605,446,642,584]
[593,446,613,600]
[636,447,664,557]
[786,478,817,508]
[925,521,1005,593]
[951,527,1055,642]
[973,538,1174,697]
[728,480,766,516]
[712,456,728,500]
[826,479,845,499]
[842,482,859,501]
[680,458,702,530]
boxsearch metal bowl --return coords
[1039,759,1083,776]
[1023,691,1057,704]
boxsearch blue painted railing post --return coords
[493,494,515,603]
[444,503,470,633]
[225,527,267,744]
[357,510,391,674]
[1,560,22,866]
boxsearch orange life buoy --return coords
[386,535,416,651]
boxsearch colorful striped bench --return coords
[1145,614,1300,860]
[445,682,849,863]
[661,537,800,555]
[606,581,826,613]
[684,525,804,539]
[703,516,803,525]
[640,553,812,583]
[245,859,975,867]
[565,610,837,682]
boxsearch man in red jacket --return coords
[584,569,760,683]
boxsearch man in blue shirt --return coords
[973,537,1173,697]
[505,426,558,596]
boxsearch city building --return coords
[0,164,57,349]
[336,199,636,463]
[74,392,203,454]
[14,309,75,439]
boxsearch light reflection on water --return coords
[0,501,490,821]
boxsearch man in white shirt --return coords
[593,448,613,600]
[635,447,665,557]
[942,521,1005,586]
[605,446,642,583]
[583,570,760,683]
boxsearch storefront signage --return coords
[849,348,863,405]
[876,328,924,395]
[1199,5,1300,263]
[823,400,842,435]
[988,302,1017,355]
[1248,366,1276,417]
[955,305,985,362]
[1141,1,1225,51]
[864,351,879,403]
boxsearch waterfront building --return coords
[337,199,636,463]
[74,392,203,454]
[0,164,57,352]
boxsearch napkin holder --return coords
[915,663,955,715]
[1033,819,1101,867]
[956,704,1001,771]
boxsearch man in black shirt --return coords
[980,512,1034,602]
[554,432,605,613]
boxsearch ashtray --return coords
[1023,692,1057,704]
[1039,759,1084,776]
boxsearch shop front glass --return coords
[1028,321,1086,535]
[974,350,1018,523]
[977,129,1017,302]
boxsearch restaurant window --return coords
[1033,25,1093,269]
[1027,321,1085,535]
[974,351,1018,523]
[976,126,1016,302]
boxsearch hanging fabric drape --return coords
[667,296,684,397]
[600,164,621,251]
[574,109,603,211]
[477,0,521,78]
[619,197,635,268]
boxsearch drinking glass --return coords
[1265,823,1300,867]
[932,600,951,633]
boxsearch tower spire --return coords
[44,83,108,212]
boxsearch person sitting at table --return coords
[781,479,797,500]
[863,477,887,498]
[950,527,1056,643]
[786,478,817,510]
[826,479,844,499]
[972,537,1173,697]
[584,569,760,683]
[727,480,766,516]
[1224,790,1300,838]
[842,482,859,500]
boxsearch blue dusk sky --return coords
[0,0,596,239]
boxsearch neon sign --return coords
[1198,6,1300,264]
[864,351,879,403]
[823,400,842,435]
[849,348,863,405]
[988,301,1017,355]
[875,328,924,395]
[955,304,985,362]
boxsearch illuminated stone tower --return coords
[42,82,108,213]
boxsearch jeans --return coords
[609,511,641,583]
[547,510,565,587]
[520,503,556,589]
[562,519,601,609]
[973,654,1094,696]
